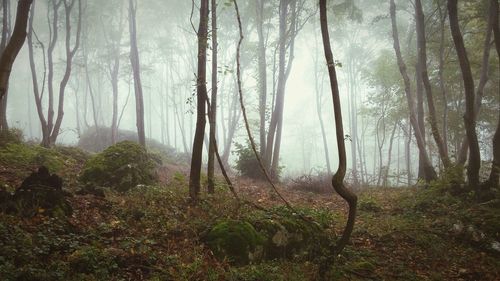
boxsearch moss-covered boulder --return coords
[204,208,333,265]
[80,141,159,192]
[251,208,329,260]
[204,220,265,265]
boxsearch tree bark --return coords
[189,0,209,201]
[415,0,451,168]
[0,0,10,131]
[0,0,32,119]
[448,0,481,187]
[256,0,267,159]
[319,0,357,259]
[128,0,146,147]
[207,0,217,194]
[488,0,499,188]
[390,0,437,182]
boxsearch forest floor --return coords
[0,143,499,280]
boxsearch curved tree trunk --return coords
[0,0,10,132]
[0,0,32,118]
[448,0,481,187]
[319,0,357,259]
[415,0,451,168]
[390,0,437,182]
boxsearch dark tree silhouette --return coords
[189,0,209,201]
[0,0,33,126]
[129,0,145,147]
[390,0,437,182]
[319,0,357,256]
[448,0,481,187]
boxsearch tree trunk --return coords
[0,0,32,120]
[319,0,357,262]
[0,0,10,132]
[448,0,481,187]
[49,0,81,145]
[488,0,499,188]
[457,1,494,166]
[437,2,449,159]
[128,0,145,147]
[189,0,209,201]
[415,0,451,168]
[207,0,217,194]
[390,0,437,182]
[256,0,267,159]
[383,123,398,187]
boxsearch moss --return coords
[80,141,159,192]
[205,220,264,265]
[358,198,382,213]
[0,143,77,175]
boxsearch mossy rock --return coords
[80,141,159,192]
[358,198,382,213]
[204,220,265,265]
[252,212,326,260]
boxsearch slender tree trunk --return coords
[319,0,357,264]
[415,0,451,168]
[207,0,217,194]
[390,0,437,182]
[457,2,494,166]
[383,123,398,187]
[437,2,449,158]
[488,0,499,188]
[448,0,481,187]
[128,0,145,146]
[49,0,81,145]
[0,0,32,123]
[256,0,267,158]
[0,0,10,132]
[27,2,50,145]
[189,0,209,201]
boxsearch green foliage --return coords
[205,220,264,265]
[233,142,265,180]
[0,128,23,146]
[80,141,159,192]
[68,246,119,277]
[233,142,281,180]
[358,197,382,213]
[0,143,78,175]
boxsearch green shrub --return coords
[80,141,159,192]
[0,143,77,174]
[0,128,23,146]
[204,220,264,265]
[358,198,382,213]
[233,142,281,180]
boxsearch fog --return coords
[3,0,498,186]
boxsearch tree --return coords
[128,0,145,147]
[207,0,217,194]
[27,0,81,147]
[390,0,437,182]
[448,0,481,187]
[488,0,499,188]
[415,0,451,168]
[189,0,209,201]
[0,0,33,129]
[0,0,11,131]
[319,0,357,260]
